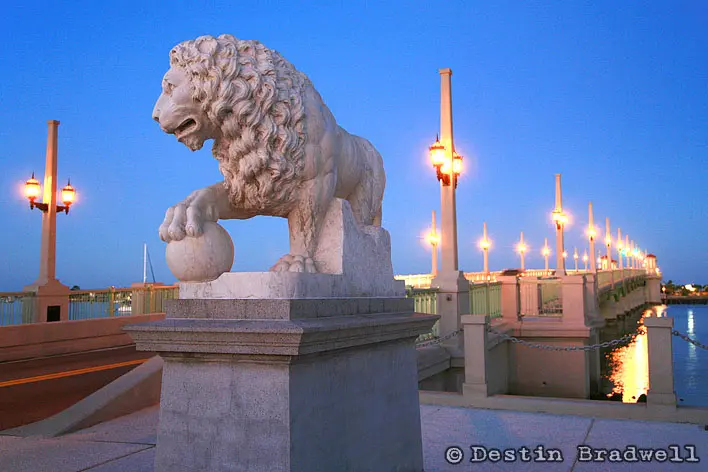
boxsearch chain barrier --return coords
[672,330,708,350]
[415,329,463,348]
[486,325,642,352]
[416,327,708,352]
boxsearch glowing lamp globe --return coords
[61,181,75,206]
[429,137,445,167]
[166,222,234,282]
[452,153,463,176]
[25,173,41,200]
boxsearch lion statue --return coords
[153,34,385,273]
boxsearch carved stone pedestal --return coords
[126,294,436,472]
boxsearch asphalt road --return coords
[0,346,155,431]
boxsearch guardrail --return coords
[0,285,179,326]
[406,287,439,342]
[470,282,502,318]
[396,271,504,288]
[0,292,36,326]
[69,285,179,320]
[519,278,563,317]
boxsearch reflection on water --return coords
[674,305,707,405]
[601,304,708,406]
[603,309,650,403]
[687,310,696,362]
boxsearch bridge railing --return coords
[69,288,132,320]
[0,285,180,326]
[69,285,179,320]
[597,270,613,288]
[470,282,502,318]
[407,282,503,343]
[406,287,439,342]
[519,277,563,317]
[0,292,36,326]
[396,274,434,289]
[396,271,505,288]
[464,271,503,283]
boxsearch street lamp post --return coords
[587,202,597,273]
[573,247,579,272]
[479,222,491,277]
[429,69,463,275]
[583,250,588,271]
[517,231,527,271]
[617,228,623,270]
[605,217,613,282]
[605,218,612,269]
[22,120,76,323]
[429,68,468,355]
[551,174,567,276]
[624,234,630,269]
[542,238,550,274]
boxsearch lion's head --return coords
[152,34,308,208]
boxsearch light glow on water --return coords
[686,309,697,364]
[607,318,649,402]
[688,310,694,334]
[603,304,707,406]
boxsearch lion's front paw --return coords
[270,254,317,273]
[158,190,219,243]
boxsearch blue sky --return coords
[1,1,706,290]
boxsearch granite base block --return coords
[124,298,437,472]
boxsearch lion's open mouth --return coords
[174,118,197,137]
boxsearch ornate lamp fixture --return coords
[429,135,462,188]
[25,173,76,214]
[551,209,567,231]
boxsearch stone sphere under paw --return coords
[166,222,234,282]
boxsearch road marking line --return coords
[0,344,140,365]
[0,359,148,388]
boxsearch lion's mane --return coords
[169,34,308,209]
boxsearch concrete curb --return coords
[0,356,163,437]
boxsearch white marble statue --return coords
[154,34,386,274]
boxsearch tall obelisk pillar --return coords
[24,120,70,322]
[39,120,60,286]
[554,174,566,275]
[431,210,438,276]
[431,68,469,358]
[588,202,597,273]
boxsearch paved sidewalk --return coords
[1,404,706,471]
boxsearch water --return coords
[600,304,708,407]
[671,304,708,406]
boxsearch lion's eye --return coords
[163,81,175,95]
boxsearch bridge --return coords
[0,262,679,434]
[398,267,656,322]
[1,69,703,450]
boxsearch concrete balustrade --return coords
[417,263,698,424]
[449,270,656,398]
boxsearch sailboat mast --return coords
[143,243,147,284]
